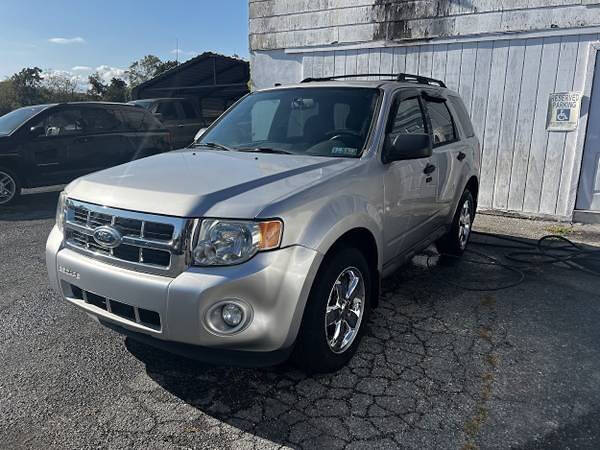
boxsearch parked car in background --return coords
[47,74,480,372]
[0,102,172,205]
[129,98,207,149]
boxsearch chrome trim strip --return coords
[64,198,196,277]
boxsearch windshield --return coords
[0,105,48,135]
[198,87,380,158]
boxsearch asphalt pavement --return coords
[1,188,600,449]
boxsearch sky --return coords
[0,0,249,87]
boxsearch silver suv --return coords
[46,74,480,373]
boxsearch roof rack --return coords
[300,73,446,88]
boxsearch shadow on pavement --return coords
[0,189,61,221]
[122,233,600,448]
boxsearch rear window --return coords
[424,99,456,146]
[450,96,475,138]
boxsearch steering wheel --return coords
[324,129,362,141]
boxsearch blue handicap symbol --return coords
[556,109,570,122]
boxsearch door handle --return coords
[457,151,466,161]
[177,124,185,128]
[423,163,436,175]
[75,137,91,143]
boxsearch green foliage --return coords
[0,55,180,115]
[126,55,179,88]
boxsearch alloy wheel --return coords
[0,171,16,205]
[324,267,365,354]
[458,199,472,250]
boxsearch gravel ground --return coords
[1,189,600,449]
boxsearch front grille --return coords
[70,284,161,330]
[63,199,193,277]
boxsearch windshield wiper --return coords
[238,147,293,155]
[193,141,233,152]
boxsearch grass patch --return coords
[545,224,572,235]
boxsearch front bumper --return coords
[46,226,322,363]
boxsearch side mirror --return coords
[193,127,207,142]
[29,126,45,138]
[153,112,163,121]
[382,133,432,164]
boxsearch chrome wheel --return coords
[324,267,365,354]
[0,171,17,205]
[458,199,472,250]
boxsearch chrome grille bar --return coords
[63,199,195,277]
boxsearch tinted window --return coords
[199,87,380,158]
[425,99,456,145]
[32,109,85,136]
[81,108,121,132]
[156,102,179,120]
[120,109,162,131]
[450,96,475,138]
[389,97,426,135]
[0,105,47,135]
[180,101,198,119]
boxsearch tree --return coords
[10,67,44,106]
[42,72,80,102]
[0,80,18,116]
[104,78,128,102]
[87,72,107,99]
[126,55,179,87]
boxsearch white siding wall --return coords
[250,0,600,51]
[253,34,599,219]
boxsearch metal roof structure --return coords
[130,52,250,120]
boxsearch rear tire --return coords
[0,167,21,206]
[293,247,372,373]
[436,189,475,256]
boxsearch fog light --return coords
[222,303,243,327]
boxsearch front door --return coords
[22,107,85,185]
[383,92,440,266]
[577,52,600,212]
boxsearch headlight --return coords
[192,219,283,266]
[56,191,67,232]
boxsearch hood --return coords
[66,149,357,218]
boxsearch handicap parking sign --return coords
[547,92,581,131]
[556,109,570,122]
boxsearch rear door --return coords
[176,100,204,146]
[154,101,186,148]
[422,93,463,222]
[383,90,440,264]
[69,106,126,176]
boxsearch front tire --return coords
[436,189,475,256]
[0,168,21,206]
[293,247,372,373]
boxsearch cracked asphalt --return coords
[2,188,600,449]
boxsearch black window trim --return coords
[381,88,430,163]
[421,92,460,149]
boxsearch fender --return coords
[293,194,383,274]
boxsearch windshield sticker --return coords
[331,147,358,156]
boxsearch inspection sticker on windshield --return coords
[332,147,358,156]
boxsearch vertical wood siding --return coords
[300,34,600,218]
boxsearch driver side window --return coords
[389,97,426,136]
[32,109,85,137]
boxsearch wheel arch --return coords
[318,226,381,308]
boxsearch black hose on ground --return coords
[427,232,600,291]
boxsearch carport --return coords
[131,52,249,124]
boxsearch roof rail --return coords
[300,73,446,88]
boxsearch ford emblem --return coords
[92,225,122,249]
